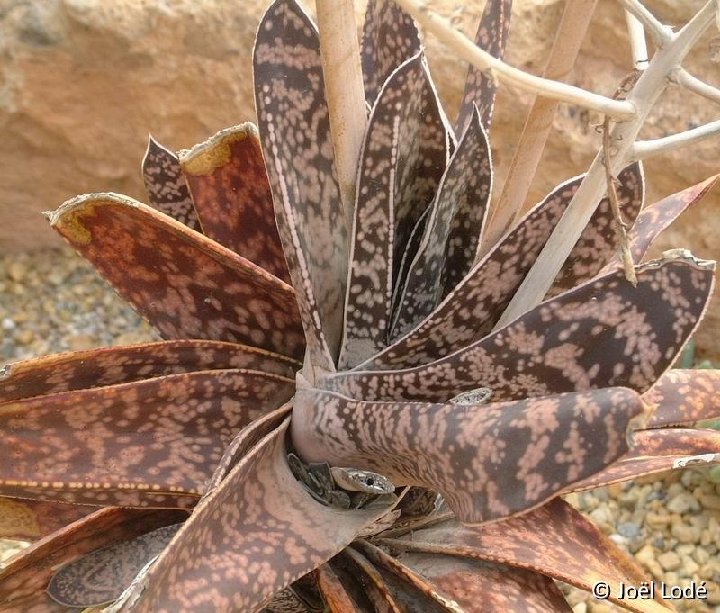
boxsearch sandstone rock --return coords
[1,0,718,359]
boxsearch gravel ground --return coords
[1,247,719,612]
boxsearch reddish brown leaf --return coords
[361,0,421,105]
[129,420,395,611]
[331,257,715,403]
[341,548,402,612]
[0,339,300,404]
[359,542,572,612]
[292,387,642,524]
[571,428,720,492]
[456,0,513,135]
[49,193,304,359]
[254,0,347,370]
[0,369,293,508]
[178,123,291,282]
[394,108,492,337]
[376,498,672,613]
[366,167,642,371]
[0,498,93,541]
[142,136,201,231]
[628,175,718,265]
[645,369,720,427]
[341,53,452,368]
[317,563,365,612]
[47,523,181,609]
[0,508,185,612]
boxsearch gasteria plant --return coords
[1,0,720,611]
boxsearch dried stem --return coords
[495,0,717,329]
[633,119,720,159]
[316,0,367,227]
[672,68,720,105]
[480,0,599,257]
[625,11,650,69]
[392,0,637,120]
[618,0,671,45]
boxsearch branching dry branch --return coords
[625,11,650,69]
[618,0,671,45]
[393,0,637,120]
[672,68,720,105]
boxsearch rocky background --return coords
[1,0,718,361]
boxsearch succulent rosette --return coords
[1,0,719,611]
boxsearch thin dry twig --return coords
[634,119,720,159]
[618,0,671,45]
[625,11,650,69]
[672,68,720,106]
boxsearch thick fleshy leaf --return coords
[178,123,291,282]
[359,542,572,612]
[394,108,492,336]
[0,340,300,404]
[361,0,421,105]
[548,162,644,297]
[627,175,719,265]
[0,498,93,541]
[571,428,720,492]
[141,137,201,231]
[646,369,720,427]
[376,498,671,613]
[129,419,394,611]
[456,0,513,135]
[47,524,181,608]
[292,387,641,524]
[254,0,347,371]
[0,369,293,508]
[341,53,452,368]
[49,193,304,359]
[366,165,645,370]
[0,508,185,612]
[329,256,715,403]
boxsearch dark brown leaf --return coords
[376,498,671,613]
[645,369,720,427]
[0,508,185,612]
[0,369,293,508]
[456,0,513,136]
[128,419,395,611]
[254,0,347,370]
[341,53,452,368]
[141,137,201,231]
[178,123,290,282]
[330,257,715,403]
[0,339,300,404]
[49,193,305,359]
[361,0,421,105]
[292,387,641,523]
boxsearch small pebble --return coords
[658,551,681,572]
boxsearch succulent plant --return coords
[1,0,720,611]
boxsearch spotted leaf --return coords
[129,419,395,611]
[548,162,644,297]
[330,257,715,402]
[49,194,304,359]
[394,108,492,336]
[341,53,452,368]
[358,542,572,613]
[47,524,181,609]
[456,0,513,136]
[141,137,201,231]
[0,369,293,508]
[292,387,641,524]
[571,428,720,492]
[0,508,186,613]
[376,499,671,613]
[178,123,291,282]
[254,0,347,371]
[0,498,93,541]
[645,368,720,427]
[361,0,421,105]
[0,339,300,404]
